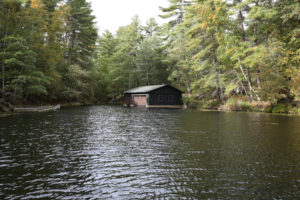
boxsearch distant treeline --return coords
[95,0,299,112]
[0,0,97,104]
[0,0,299,111]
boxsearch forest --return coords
[0,0,299,113]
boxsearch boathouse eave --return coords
[123,84,184,94]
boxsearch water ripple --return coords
[1,106,300,199]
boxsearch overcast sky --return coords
[87,0,170,34]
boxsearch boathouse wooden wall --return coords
[148,87,182,106]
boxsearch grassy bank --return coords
[185,97,300,115]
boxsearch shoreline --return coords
[0,101,118,115]
[1,103,299,117]
[197,108,300,117]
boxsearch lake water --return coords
[0,106,299,199]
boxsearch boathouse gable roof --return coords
[124,84,183,94]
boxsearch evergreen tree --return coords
[0,0,24,94]
[159,0,192,28]
[66,0,97,69]
[183,0,228,104]
[57,0,98,102]
[112,16,143,91]
[0,36,50,102]
[167,30,195,98]
[93,30,117,102]
[137,18,168,85]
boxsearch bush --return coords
[263,106,273,113]
[287,105,300,114]
[225,98,237,111]
[225,98,252,111]
[202,100,220,108]
[183,97,220,109]
[238,102,252,111]
[183,96,199,109]
[272,104,287,113]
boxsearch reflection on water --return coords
[0,106,299,199]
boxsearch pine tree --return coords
[1,0,26,97]
[66,0,97,69]
[55,0,98,102]
[93,30,117,102]
[137,18,168,86]
[159,0,192,28]
[112,16,143,91]
[183,0,228,104]
[0,36,50,102]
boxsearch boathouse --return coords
[124,85,183,108]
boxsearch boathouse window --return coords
[158,95,164,102]
[168,95,174,102]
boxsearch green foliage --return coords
[158,0,300,111]
[92,31,117,102]
[0,0,97,104]
[225,98,252,111]
[272,104,288,114]
[287,105,300,114]
[237,102,252,112]
[0,0,299,110]
[287,67,300,101]
[136,34,168,85]
[182,96,199,109]
[66,0,97,69]
[0,36,50,101]
[200,99,220,109]
[159,0,192,28]
[60,64,91,102]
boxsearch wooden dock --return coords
[14,105,60,113]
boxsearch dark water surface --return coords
[0,106,299,199]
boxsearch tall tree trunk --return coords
[146,60,149,85]
[212,59,219,99]
[2,50,4,96]
[178,0,184,23]
[186,82,191,98]
[2,9,9,97]
[252,0,261,90]
[146,67,149,86]
[211,38,219,100]
[218,70,225,104]
[255,67,261,89]
[236,70,249,97]
[240,81,249,97]
[238,58,261,102]
[210,31,226,104]
[128,72,131,89]
[67,30,75,66]
[239,10,246,42]
[211,39,225,104]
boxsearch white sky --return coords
[87,0,170,34]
